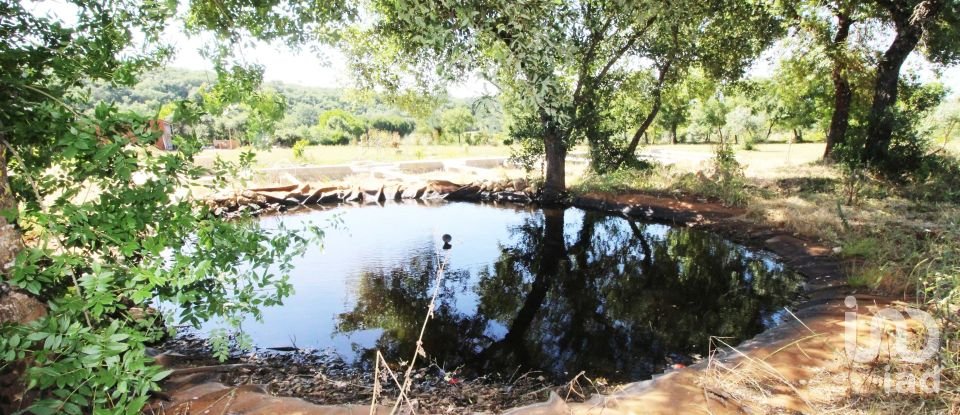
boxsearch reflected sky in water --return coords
[220,202,802,381]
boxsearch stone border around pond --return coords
[205,178,538,218]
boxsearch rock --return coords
[0,290,46,325]
[317,191,342,204]
[302,188,325,205]
[247,184,299,193]
[427,180,462,194]
[257,191,300,207]
[512,178,528,191]
[445,185,482,202]
[362,186,386,203]
[240,190,267,205]
[343,188,363,203]
[402,186,427,200]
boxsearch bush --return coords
[369,115,416,137]
[679,142,750,206]
[274,128,305,147]
[292,139,309,160]
[318,129,351,146]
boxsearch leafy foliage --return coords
[0,0,347,413]
[369,116,416,137]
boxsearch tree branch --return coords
[595,16,656,82]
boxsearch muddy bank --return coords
[150,332,617,413]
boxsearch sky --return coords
[166,24,960,99]
[164,31,497,98]
[25,0,960,98]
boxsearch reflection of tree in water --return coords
[337,209,802,381]
[334,255,487,370]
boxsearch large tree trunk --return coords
[824,11,854,160]
[542,135,566,203]
[863,0,944,164]
[671,124,678,144]
[540,109,566,204]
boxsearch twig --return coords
[388,249,450,414]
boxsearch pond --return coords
[204,201,802,382]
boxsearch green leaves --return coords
[0,99,324,413]
[1,37,324,415]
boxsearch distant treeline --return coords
[88,68,505,147]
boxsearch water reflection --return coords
[336,207,801,381]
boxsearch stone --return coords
[317,191,342,204]
[0,290,46,325]
[512,178,528,191]
[402,186,427,200]
[343,188,363,203]
[247,184,298,193]
[427,180,462,194]
[445,185,482,202]
[240,190,267,205]
[257,191,300,206]
[302,188,325,205]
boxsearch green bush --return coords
[292,139,310,160]
[318,129,352,145]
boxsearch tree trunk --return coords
[793,128,803,143]
[824,11,854,160]
[0,150,21,276]
[643,132,649,145]
[671,124,678,144]
[542,135,566,203]
[614,56,672,169]
[765,122,774,141]
[863,0,944,164]
[717,127,724,144]
[540,110,566,203]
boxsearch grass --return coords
[570,143,960,413]
[573,143,754,206]
[641,143,827,178]
[195,144,512,169]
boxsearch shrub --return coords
[318,129,352,146]
[292,139,310,161]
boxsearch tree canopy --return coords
[347,0,783,200]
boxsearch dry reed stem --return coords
[367,248,450,415]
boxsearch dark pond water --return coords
[211,202,802,381]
